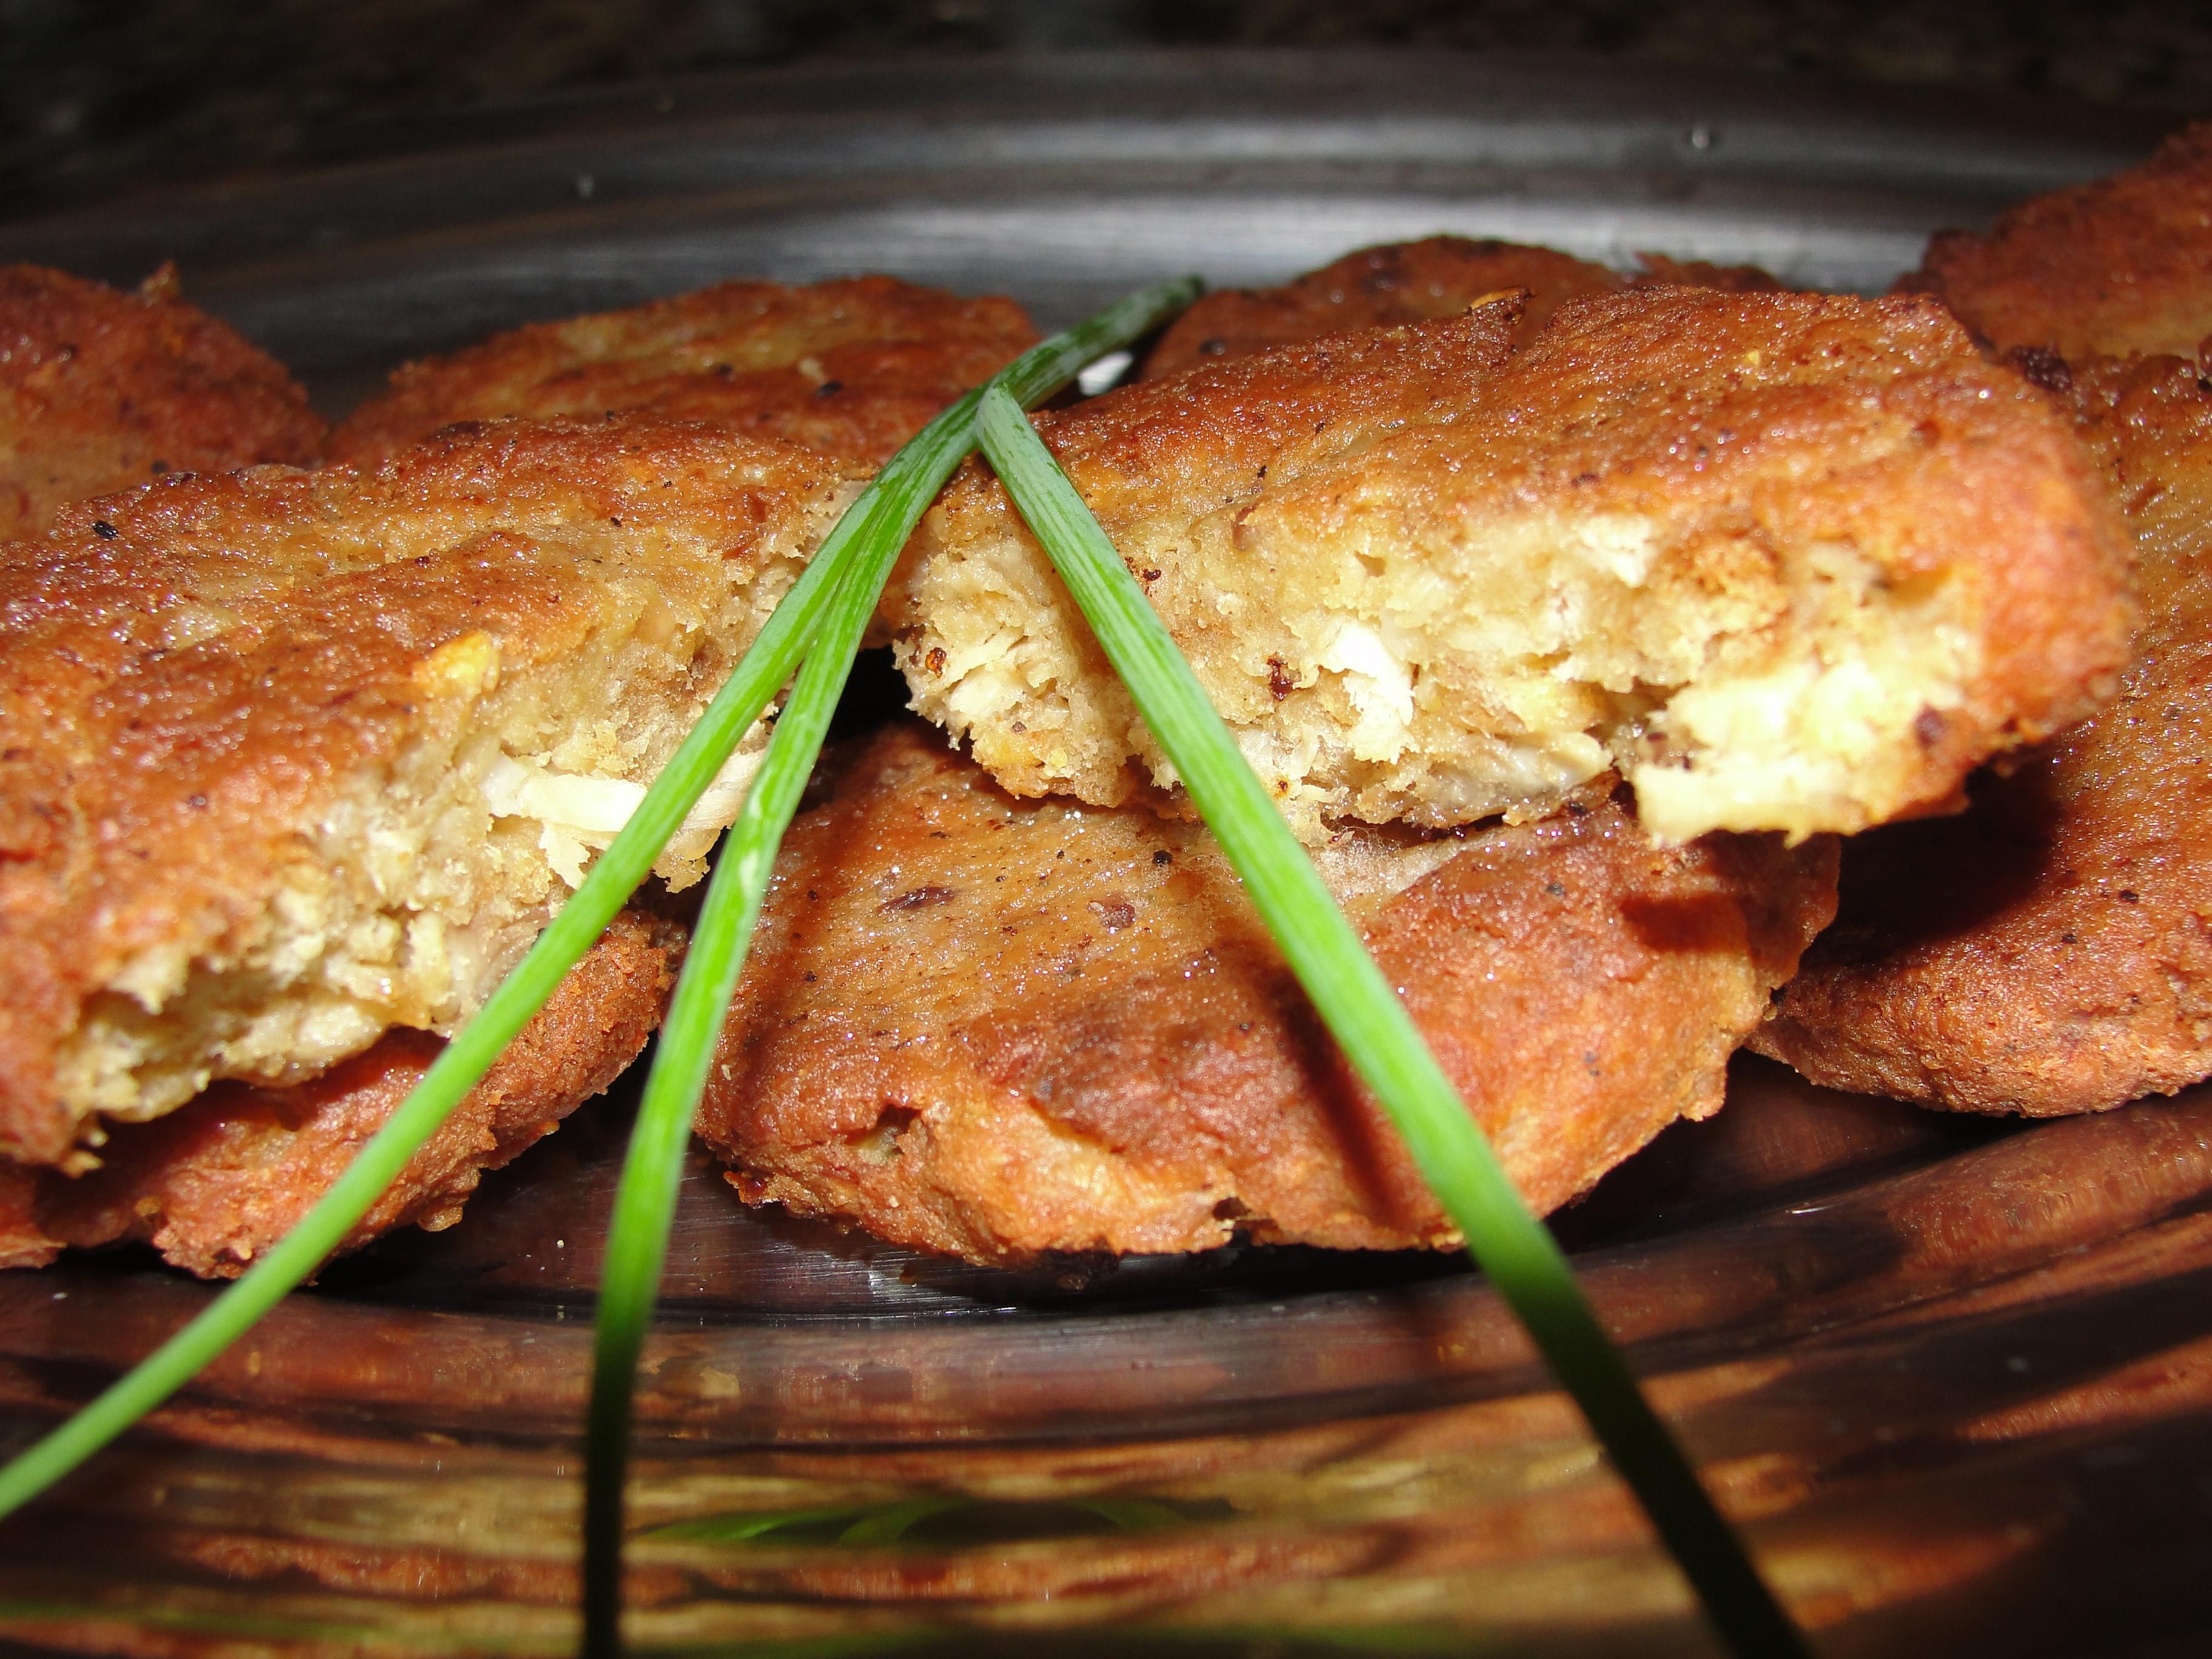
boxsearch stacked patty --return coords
[0,270,1033,1273]
[328,275,1038,469]
[702,247,2134,1264]
[1760,124,2212,1115]
[698,722,1835,1262]
[1,201,2186,1276]
[889,286,2130,848]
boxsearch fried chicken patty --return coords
[0,264,324,539]
[891,287,2132,846]
[0,908,682,1278]
[327,275,1036,469]
[0,418,856,1165]
[1911,122,2212,360]
[697,723,1836,1263]
[1141,236,1785,383]
[1755,355,2212,1114]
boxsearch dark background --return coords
[5,0,2211,216]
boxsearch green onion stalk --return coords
[972,385,1806,1659]
[0,279,1200,1538]
[578,283,1206,1654]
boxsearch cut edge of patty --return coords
[894,287,2134,849]
[1,907,682,1278]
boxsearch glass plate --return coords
[0,52,2200,1659]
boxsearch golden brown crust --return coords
[0,417,853,1164]
[697,723,1837,1265]
[327,275,1036,469]
[896,286,2134,845]
[1141,239,1792,384]
[1755,355,2212,1114]
[1141,236,1624,379]
[0,910,680,1278]
[0,264,325,540]
[1911,123,2212,360]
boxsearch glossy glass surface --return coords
[0,53,2200,1658]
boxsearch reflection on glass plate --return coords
[0,52,2202,1659]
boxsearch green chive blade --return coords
[835,1495,965,1547]
[580,568,876,1658]
[578,278,1204,1658]
[972,384,1806,1659]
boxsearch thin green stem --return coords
[0,278,1198,1530]
[578,280,1201,1658]
[580,561,873,1658]
[973,385,1806,1659]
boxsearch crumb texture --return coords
[0,417,853,1162]
[1756,355,2212,1114]
[893,287,2132,846]
[697,722,1836,1265]
[0,909,681,1277]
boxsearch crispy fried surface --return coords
[0,417,855,1164]
[697,723,1836,1264]
[1141,236,1625,379]
[327,275,1036,469]
[1755,355,2212,1114]
[1911,123,2212,360]
[0,910,680,1278]
[1142,238,1790,383]
[891,287,2131,846]
[0,264,324,539]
